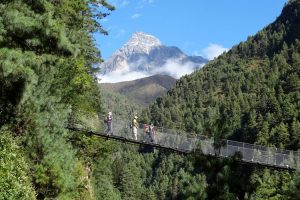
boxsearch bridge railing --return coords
[222,140,299,168]
[143,122,299,168]
[73,117,300,169]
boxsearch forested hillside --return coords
[97,1,300,199]
[138,0,300,199]
[143,0,300,149]
[0,0,115,199]
[100,84,141,119]
[101,74,177,107]
[2,0,300,200]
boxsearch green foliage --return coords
[139,1,300,199]
[0,0,113,198]
[250,170,291,200]
[287,166,300,200]
[120,161,145,200]
[102,2,300,199]
[176,170,207,200]
[100,85,141,120]
[144,0,300,149]
[0,128,36,200]
[92,157,121,200]
[1,0,300,199]
[99,1,300,199]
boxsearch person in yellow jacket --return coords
[132,116,138,140]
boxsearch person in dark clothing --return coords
[145,123,155,143]
[149,123,155,142]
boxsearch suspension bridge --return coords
[69,117,300,170]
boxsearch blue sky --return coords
[94,0,288,60]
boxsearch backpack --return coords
[104,117,107,123]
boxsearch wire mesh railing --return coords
[71,117,300,169]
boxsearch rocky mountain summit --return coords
[99,32,208,78]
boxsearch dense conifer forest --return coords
[1,0,300,199]
[141,0,300,199]
[0,0,114,198]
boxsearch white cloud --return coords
[197,43,228,60]
[152,59,196,79]
[98,58,204,83]
[131,13,141,19]
[98,64,150,83]
[99,71,149,83]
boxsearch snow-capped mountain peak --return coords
[115,32,162,56]
[98,32,208,82]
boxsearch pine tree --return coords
[291,119,300,149]
[120,162,145,200]
[178,170,207,200]
[0,129,36,200]
[92,158,121,200]
[0,0,114,198]
[250,170,290,200]
[287,167,300,200]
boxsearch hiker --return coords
[105,112,113,135]
[132,115,138,140]
[144,124,150,142]
[149,123,155,143]
[144,123,155,143]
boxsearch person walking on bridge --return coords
[149,123,155,143]
[105,112,113,135]
[132,115,138,140]
[144,123,155,143]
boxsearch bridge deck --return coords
[68,122,300,170]
[68,127,189,153]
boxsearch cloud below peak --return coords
[151,59,198,79]
[98,58,204,83]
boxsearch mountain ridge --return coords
[98,32,208,80]
[100,74,177,106]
